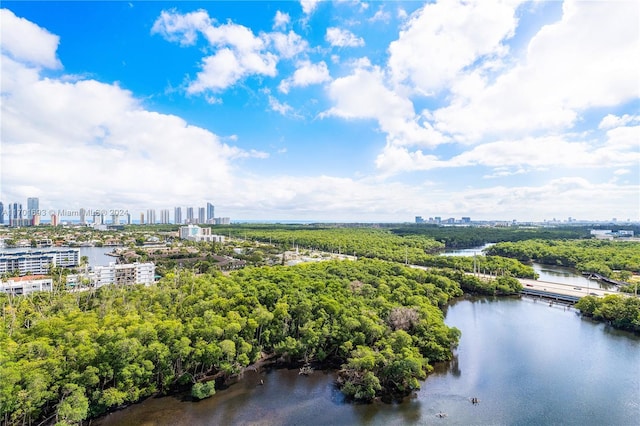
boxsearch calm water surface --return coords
[95,298,639,426]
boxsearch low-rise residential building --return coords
[67,262,156,289]
[179,225,225,243]
[1,275,53,296]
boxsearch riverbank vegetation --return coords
[485,239,640,276]
[220,227,537,278]
[575,295,640,332]
[0,259,472,425]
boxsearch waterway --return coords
[0,246,117,266]
[95,297,639,426]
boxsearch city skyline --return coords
[1,1,638,222]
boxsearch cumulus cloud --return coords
[279,60,330,94]
[430,0,640,142]
[300,0,320,15]
[388,0,522,94]
[323,60,448,152]
[0,8,61,69]
[273,11,290,30]
[153,9,279,94]
[599,114,639,130]
[325,27,365,47]
[2,13,265,211]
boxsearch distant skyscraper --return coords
[186,207,194,224]
[0,202,4,225]
[27,198,39,224]
[198,207,205,224]
[160,209,170,224]
[10,203,22,227]
[206,202,215,223]
[111,213,119,225]
[146,209,156,225]
[140,212,145,225]
[174,207,182,224]
[126,213,131,225]
[79,208,86,225]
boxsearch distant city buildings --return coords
[416,216,471,225]
[0,198,228,226]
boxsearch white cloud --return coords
[279,60,330,94]
[273,11,290,30]
[0,8,61,69]
[268,30,308,59]
[300,0,320,15]
[431,0,640,142]
[388,0,522,95]
[153,10,278,94]
[369,7,391,23]
[599,114,639,130]
[1,21,265,211]
[268,95,295,116]
[325,27,365,47]
[323,61,448,154]
[151,9,211,46]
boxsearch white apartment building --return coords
[179,225,225,243]
[67,262,156,289]
[0,249,80,276]
[1,275,53,296]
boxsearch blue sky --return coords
[1,1,638,222]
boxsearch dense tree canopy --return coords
[1,259,469,424]
[485,239,640,275]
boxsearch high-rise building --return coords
[146,209,156,225]
[10,203,22,227]
[111,213,120,225]
[198,207,205,224]
[139,213,145,225]
[206,202,215,223]
[174,207,182,224]
[186,207,194,224]
[51,214,59,226]
[160,209,170,224]
[126,213,131,225]
[27,197,39,224]
[79,208,86,225]
[0,202,4,225]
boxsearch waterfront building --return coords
[139,212,144,225]
[206,202,215,223]
[51,214,59,227]
[126,213,131,225]
[0,249,80,276]
[214,217,231,225]
[174,207,182,224]
[1,275,53,296]
[111,213,119,225]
